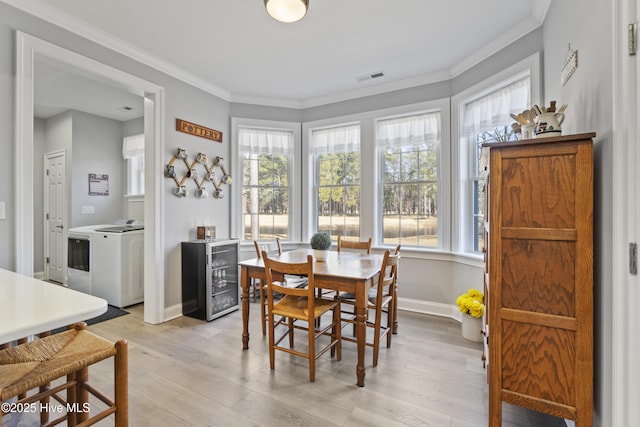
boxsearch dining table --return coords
[0,268,108,344]
[238,248,384,387]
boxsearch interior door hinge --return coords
[46,169,50,176]
[630,242,638,275]
[46,257,50,264]
[46,213,49,220]
[629,23,637,56]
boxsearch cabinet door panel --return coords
[501,239,575,316]
[500,153,577,229]
[501,320,576,405]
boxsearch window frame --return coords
[309,121,362,242]
[375,101,450,251]
[451,52,541,255]
[231,118,302,243]
[126,155,145,196]
[303,99,450,251]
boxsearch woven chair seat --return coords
[1,324,127,427]
[272,295,338,319]
[0,327,116,401]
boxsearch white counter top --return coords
[0,268,107,343]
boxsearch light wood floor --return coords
[83,303,568,427]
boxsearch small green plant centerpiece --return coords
[456,288,485,342]
[310,232,332,261]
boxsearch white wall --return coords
[70,110,124,227]
[542,1,613,425]
[69,111,125,227]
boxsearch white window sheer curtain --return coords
[376,112,441,147]
[122,134,145,196]
[238,126,294,241]
[460,76,530,140]
[122,134,144,159]
[238,127,294,155]
[310,123,360,154]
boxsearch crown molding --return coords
[449,15,544,78]
[2,0,550,110]
[1,0,231,101]
[230,68,452,109]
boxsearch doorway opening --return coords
[15,32,166,324]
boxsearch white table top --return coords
[0,268,107,343]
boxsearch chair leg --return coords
[334,304,342,361]
[288,317,295,348]
[308,319,315,382]
[260,281,267,336]
[75,366,89,424]
[373,303,384,367]
[268,315,276,370]
[67,372,77,427]
[114,339,129,427]
[386,301,394,348]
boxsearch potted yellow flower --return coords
[456,288,484,342]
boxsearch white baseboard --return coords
[33,271,45,280]
[164,303,184,322]
[564,420,575,427]
[163,297,461,324]
[397,297,461,322]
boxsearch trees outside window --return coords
[377,112,441,248]
[310,124,361,241]
[238,126,294,241]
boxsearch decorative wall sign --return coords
[88,173,109,196]
[176,119,222,142]
[165,148,232,199]
[561,44,578,87]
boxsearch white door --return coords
[45,151,66,283]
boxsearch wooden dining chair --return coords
[337,247,400,366]
[337,236,372,254]
[253,239,282,335]
[262,252,342,382]
[319,235,372,303]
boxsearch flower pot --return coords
[461,313,483,342]
[313,249,329,261]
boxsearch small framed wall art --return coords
[88,173,109,196]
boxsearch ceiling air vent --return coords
[356,71,385,82]
[117,106,134,112]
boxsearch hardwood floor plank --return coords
[82,303,567,426]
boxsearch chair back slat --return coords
[376,250,399,300]
[337,236,372,254]
[263,252,316,318]
[254,239,282,259]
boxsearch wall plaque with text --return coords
[176,119,222,142]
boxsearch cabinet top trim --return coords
[482,132,596,148]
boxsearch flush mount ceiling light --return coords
[264,0,309,23]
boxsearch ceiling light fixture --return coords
[264,0,309,23]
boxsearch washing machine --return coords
[91,225,144,308]
[67,224,111,294]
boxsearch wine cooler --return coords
[181,239,239,321]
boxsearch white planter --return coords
[313,249,329,261]
[461,313,483,342]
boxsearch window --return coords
[377,112,442,248]
[310,124,361,241]
[237,126,295,241]
[455,53,540,254]
[122,134,144,196]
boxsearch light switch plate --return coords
[81,206,95,215]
